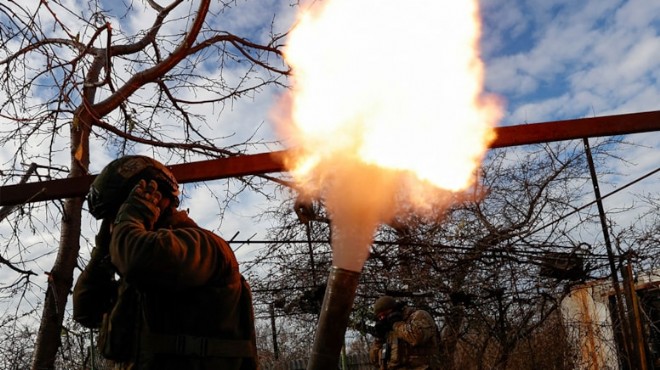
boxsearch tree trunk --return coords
[32,109,91,369]
[30,2,210,367]
[31,197,84,370]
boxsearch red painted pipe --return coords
[1,110,659,207]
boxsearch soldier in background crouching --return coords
[369,296,440,370]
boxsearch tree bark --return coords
[31,98,93,370]
[31,197,84,370]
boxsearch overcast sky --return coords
[0,0,658,319]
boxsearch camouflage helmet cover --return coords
[373,295,397,316]
[86,155,179,219]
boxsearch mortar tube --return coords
[306,266,361,370]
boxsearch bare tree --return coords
[0,320,35,370]
[0,1,289,368]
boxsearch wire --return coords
[527,166,659,236]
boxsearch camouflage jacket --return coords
[73,209,257,370]
[369,307,440,370]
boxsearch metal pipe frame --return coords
[1,109,659,207]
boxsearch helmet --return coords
[86,155,179,219]
[373,295,397,316]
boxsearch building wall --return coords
[561,281,620,370]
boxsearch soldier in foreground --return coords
[369,295,440,370]
[73,155,258,369]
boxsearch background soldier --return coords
[369,295,440,370]
[73,155,258,369]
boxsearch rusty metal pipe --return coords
[2,110,660,207]
[0,150,287,207]
[306,266,360,370]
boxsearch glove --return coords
[114,179,162,230]
[385,310,403,326]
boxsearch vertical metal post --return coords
[90,329,96,370]
[583,138,633,369]
[270,302,280,359]
[341,341,348,370]
[622,256,649,370]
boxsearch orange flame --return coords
[275,0,502,271]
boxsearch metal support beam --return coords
[1,109,659,207]
[490,110,660,148]
[0,151,287,207]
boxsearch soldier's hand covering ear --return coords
[114,179,162,230]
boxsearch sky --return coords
[0,0,659,324]
[216,0,660,252]
[479,0,660,239]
